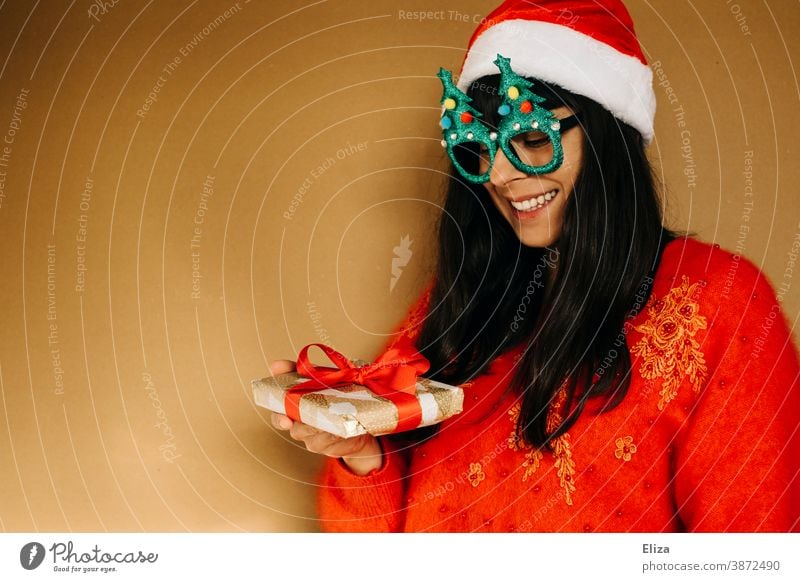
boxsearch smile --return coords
[508,189,558,215]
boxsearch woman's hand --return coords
[268,359,384,476]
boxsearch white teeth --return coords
[510,189,558,211]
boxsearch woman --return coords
[270,0,800,532]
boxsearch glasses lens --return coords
[504,129,557,174]
[449,136,493,182]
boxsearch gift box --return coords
[252,343,464,438]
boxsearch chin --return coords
[503,211,563,248]
[516,231,560,248]
[491,190,567,250]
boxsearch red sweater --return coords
[317,237,800,532]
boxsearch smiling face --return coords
[478,106,584,248]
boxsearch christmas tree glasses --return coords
[438,54,580,184]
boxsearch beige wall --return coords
[0,0,797,531]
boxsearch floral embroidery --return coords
[506,405,543,481]
[467,462,485,487]
[507,404,525,451]
[614,436,637,462]
[505,388,576,505]
[546,386,576,505]
[521,449,543,481]
[631,275,708,410]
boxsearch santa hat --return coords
[456,0,656,144]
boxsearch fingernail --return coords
[280,418,292,429]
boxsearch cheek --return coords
[561,135,584,184]
[546,151,582,196]
[559,163,580,191]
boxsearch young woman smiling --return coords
[269,0,800,532]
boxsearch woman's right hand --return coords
[268,359,384,476]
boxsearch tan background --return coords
[0,0,797,532]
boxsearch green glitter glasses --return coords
[438,54,580,184]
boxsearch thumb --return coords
[269,359,296,376]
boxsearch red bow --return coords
[284,343,430,434]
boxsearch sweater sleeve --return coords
[673,258,800,532]
[316,282,434,532]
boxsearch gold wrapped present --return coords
[253,343,463,438]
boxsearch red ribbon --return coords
[284,343,430,434]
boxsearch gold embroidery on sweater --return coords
[614,436,637,462]
[546,387,576,505]
[630,275,708,410]
[507,403,525,452]
[506,390,576,505]
[506,406,543,481]
[521,449,543,481]
[467,462,485,487]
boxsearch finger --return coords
[304,431,344,455]
[307,432,372,457]
[320,435,377,458]
[270,413,293,430]
[269,359,296,376]
[289,421,323,441]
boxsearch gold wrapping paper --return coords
[252,362,464,438]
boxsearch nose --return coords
[489,146,527,187]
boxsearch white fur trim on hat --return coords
[457,20,656,144]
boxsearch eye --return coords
[521,130,550,149]
[524,138,549,149]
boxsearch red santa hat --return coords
[456,0,656,144]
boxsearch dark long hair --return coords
[395,75,683,450]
